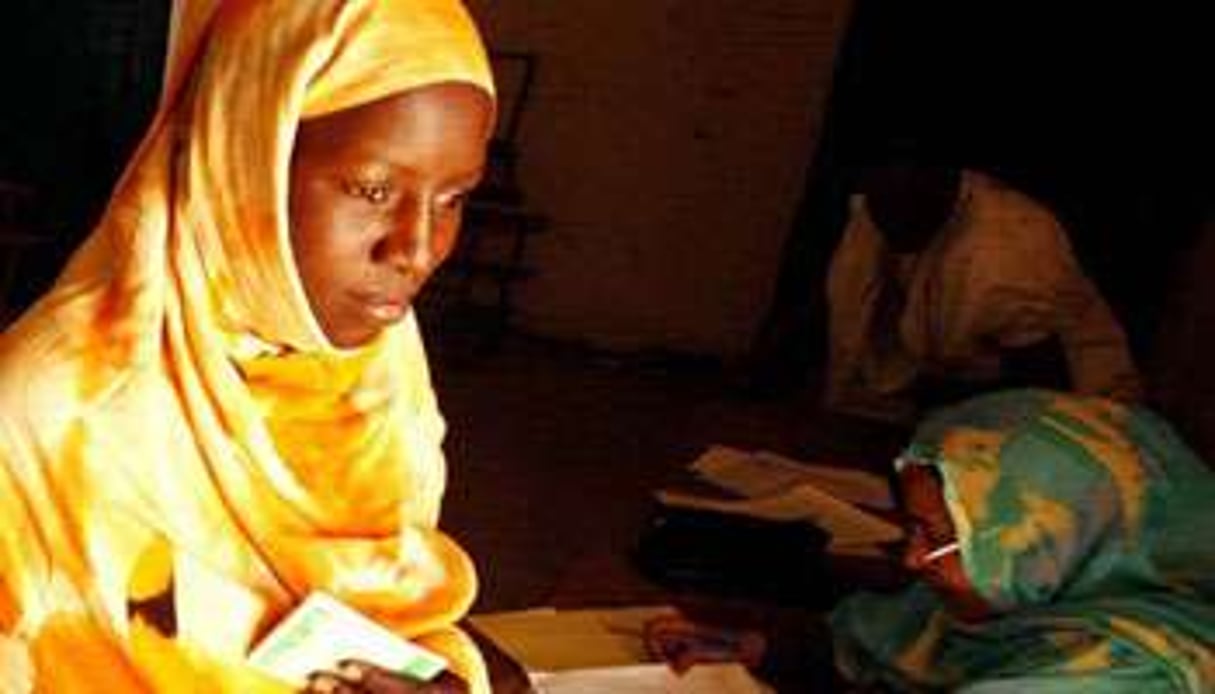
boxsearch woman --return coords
[833,389,1215,692]
[0,0,495,691]
[649,390,1215,691]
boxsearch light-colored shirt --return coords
[825,171,1140,422]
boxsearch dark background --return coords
[2,0,1210,384]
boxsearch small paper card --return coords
[249,591,448,686]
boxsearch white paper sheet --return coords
[469,606,674,671]
[531,663,772,694]
[471,608,773,693]
[248,592,448,686]
[655,483,902,552]
[691,445,894,510]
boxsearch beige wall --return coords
[465,0,853,357]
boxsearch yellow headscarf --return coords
[0,0,495,690]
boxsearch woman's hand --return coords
[303,660,468,693]
[643,615,766,674]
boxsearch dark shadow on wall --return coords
[750,0,1212,395]
[1151,213,1215,465]
[0,0,169,312]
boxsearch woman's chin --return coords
[325,324,383,350]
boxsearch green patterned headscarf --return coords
[831,390,1215,692]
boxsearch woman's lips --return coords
[359,294,411,324]
[367,301,407,323]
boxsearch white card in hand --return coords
[248,591,448,686]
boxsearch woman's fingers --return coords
[303,671,363,694]
[319,660,468,694]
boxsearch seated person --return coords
[825,160,1141,423]
[648,390,1215,692]
[0,0,497,691]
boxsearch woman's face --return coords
[289,83,492,348]
[861,163,960,252]
[899,465,992,621]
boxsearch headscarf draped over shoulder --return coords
[0,0,495,690]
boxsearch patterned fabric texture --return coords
[832,390,1215,692]
[0,0,494,690]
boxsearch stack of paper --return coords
[691,445,895,509]
[661,445,903,557]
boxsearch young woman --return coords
[0,1,496,690]
[649,390,1215,692]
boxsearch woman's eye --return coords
[345,180,392,204]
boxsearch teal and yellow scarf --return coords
[832,389,1215,692]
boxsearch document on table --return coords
[666,445,904,556]
[531,662,772,694]
[690,444,894,510]
[469,607,773,693]
[469,606,672,671]
[655,484,902,554]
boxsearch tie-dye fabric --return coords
[0,0,494,690]
[832,390,1215,692]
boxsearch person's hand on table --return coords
[643,615,767,674]
[303,660,467,693]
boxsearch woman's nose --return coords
[380,204,434,273]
